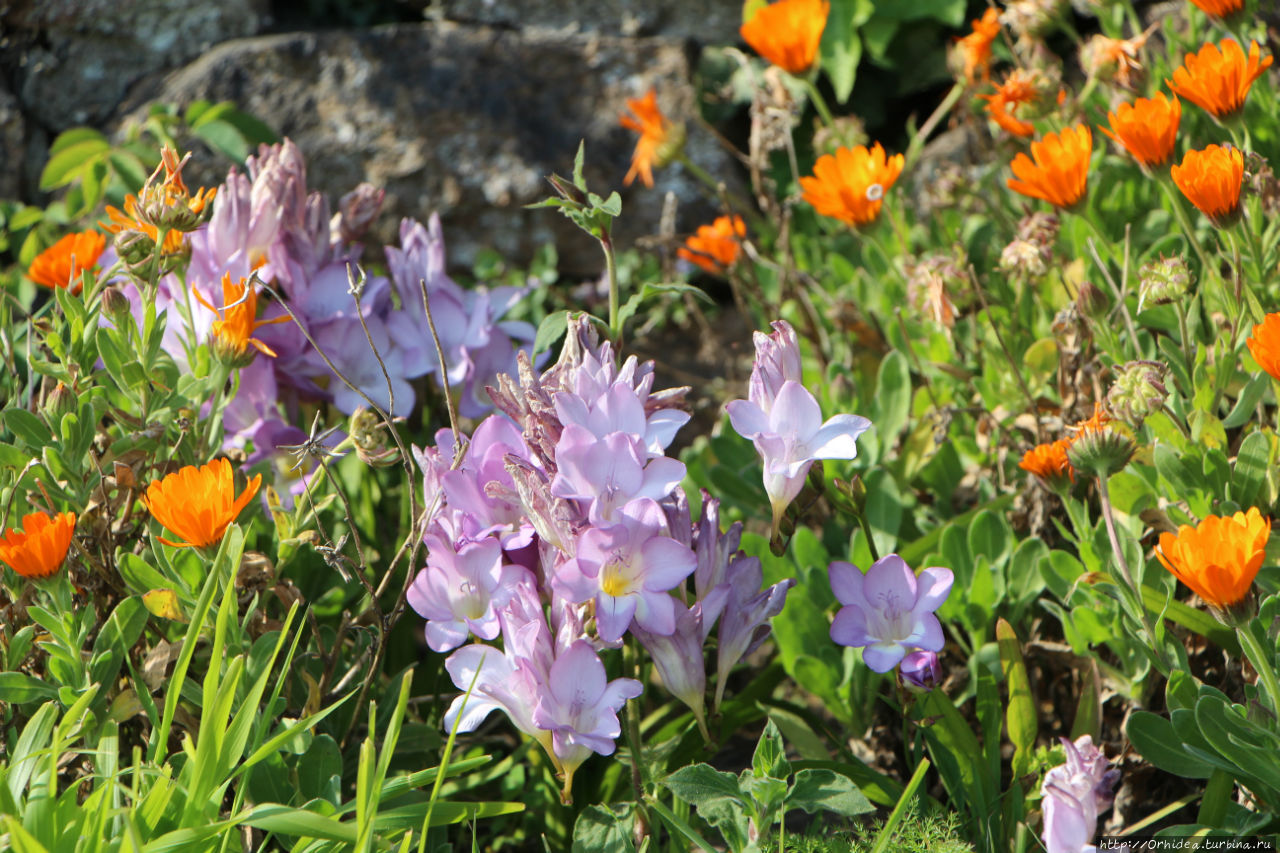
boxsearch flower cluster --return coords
[1040,736,1121,853]
[411,316,794,795]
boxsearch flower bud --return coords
[100,286,132,323]
[813,115,869,158]
[1138,255,1192,310]
[899,650,941,693]
[1106,360,1169,429]
[654,121,687,171]
[1075,281,1108,320]
[333,183,386,245]
[1066,427,1135,479]
[114,229,157,267]
[349,407,400,467]
[44,381,78,424]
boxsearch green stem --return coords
[621,641,651,844]
[1097,474,1171,673]
[800,77,835,128]
[1237,622,1280,721]
[601,229,620,344]
[1158,178,1212,273]
[1174,300,1197,398]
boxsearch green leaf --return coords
[572,802,638,853]
[785,768,874,816]
[752,719,790,780]
[1222,373,1269,428]
[1230,430,1270,509]
[240,804,357,841]
[967,509,1012,568]
[0,673,59,705]
[193,119,250,164]
[49,127,108,156]
[819,0,871,103]
[39,139,110,190]
[871,350,911,448]
[533,310,570,356]
[2,408,53,449]
[1125,711,1214,778]
[996,618,1037,777]
[1194,695,1280,794]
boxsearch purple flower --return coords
[748,320,803,413]
[631,597,723,735]
[550,425,685,522]
[407,535,529,652]
[307,315,417,417]
[727,380,871,530]
[442,642,552,759]
[899,650,942,693]
[715,554,794,709]
[1041,736,1120,853]
[532,640,642,783]
[828,555,953,673]
[554,498,696,642]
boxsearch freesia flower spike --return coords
[829,554,953,672]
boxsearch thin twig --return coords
[1084,238,1141,357]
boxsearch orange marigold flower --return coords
[678,215,747,275]
[192,273,289,368]
[1069,401,1112,437]
[143,458,262,550]
[1167,39,1273,120]
[0,511,76,579]
[1171,144,1243,226]
[1156,507,1269,612]
[1187,0,1244,18]
[620,89,680,188]
[27,231,106,294]
[102,196,189,255]
[1100,93,1181,169]
[1080,29,1152,90]
[1007,124,1092,209]
[955,8,1002,85]
[1246,312,1280,381]
[740,0,829,76]
[980,69,1041,138]
[1019,438,1074,485]
[799,143,905,227]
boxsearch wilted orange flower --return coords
[1007,124,1092,209]
[1081,29,1152,89]
[1019,438,1074,484]
[620,89,676,189]
[27,231,106,294]
[1168,39,1273,120]
[1069,401,1112,436]
[102,147,216,255]
[1246,313,1280,381]
[1156,507,1269,611]
[678,215,747,274]
[1187,0,1244,18]
[0,511,76,579]
[956,8,1002,85]
[192,274,288,367]
[1101,93,1181,168]
[143,458,261,549]
[740,0,829,76]
[800,143,904,227]
[1171,144,1243,226]
[980,69,1040,137]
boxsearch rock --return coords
[122,22,744,273]
[438,0,745,40]
[3,0,268,131]
[0,80,24,199]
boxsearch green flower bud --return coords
[1138,255,1192,311]
[1106,360,1169,429]
[43,381,77,425]
[1066,427,1136,479]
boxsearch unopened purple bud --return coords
[899,650,941,692]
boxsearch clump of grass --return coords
[765,805,974,853]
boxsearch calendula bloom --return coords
[1019,438,1074,485]
[739,0,829,76]
[103,147,216,260]
[800,143,905,227]
[1168,39,1273,120]
[1247,313,1280,381]
[1101,93,1181,168]
[678,215,746,274]
[0,511,76,579]
[191,273,288,367]
[27,231,106,293]
[1156,507,1270,613]
[619,89,679,188]
[981,69,1041,137]
[143,458,262,549]
[1070,401,1111,436]
[955,8,1001,85]
[1187,0,1245,20]
[1008,125,1092,209]
[1171,144,1244,226]
[1080,30,1151,90]
[102,196,189,258]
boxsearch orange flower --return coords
[1156,507,1269,611]
[192,274,288,367]
[27,231,106,294]
[980,69,1041,137]
[678,215,747,274]
[1100,93,1181,168]
[0,511,76,579]
[1069,401,1112,437]
[143,458,261,549]
[1187,0,1244,17]
[102,196,190,255]
[799,143,904,227]
[740,0,829,76]
[1080,32,1151,89]
[620,89,677,188]
[1019,438,1074,485]
[1007,124,1092,209]
[1171,144,1243,226]
[102,146,216,256]
[1167,39,1273,120]
[956,8,1002,85]
[1246,313,1280,381]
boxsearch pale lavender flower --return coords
[727,380,872,530]
[631,597,724,735]
[554,498,696,642]
[550,425,685,522]
[442,641,553,761]
[715,554,793,709]
[899,650,942,693]
[748,320,803,413]
[532,639,643,780]
[408,535,529,652]
[828,555,953,673]
[308,315,417,417]
[1041,736,1120,853]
